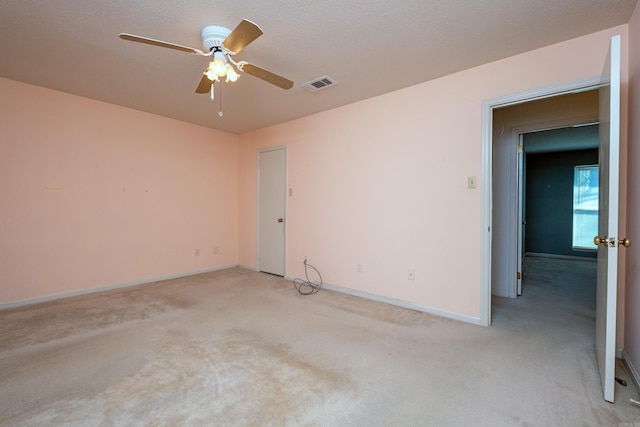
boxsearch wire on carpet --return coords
[293,258,323,295]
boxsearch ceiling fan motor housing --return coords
[201,25,231,52]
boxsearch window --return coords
[572,165,598,250]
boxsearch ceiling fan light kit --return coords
[118,19,293,116]
[201,25,242,84]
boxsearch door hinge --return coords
[517,272,521,280]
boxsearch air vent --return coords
[302,76,337,92]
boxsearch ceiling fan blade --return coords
[195,74,212,94]
[242,63,293,90]
[119,33,204,55]
[223,19,263,54]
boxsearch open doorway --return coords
[518,125,599,295]
[490,89,599,300]
[489,92,606,404]
[490,96,601,356]
[483,34,623,403]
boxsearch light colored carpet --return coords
[1,257,639,426]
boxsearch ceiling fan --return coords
[119,19,294,94]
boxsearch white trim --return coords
[485,77,603,109]
[0,264,237,311]
[257,145,288,154]
[481,76,603,327]
[480,99,493,326]
[517,135,524,297]
[622,349,640,392]
[512,115,599,137]
[300,280,484,326]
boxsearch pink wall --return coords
[1,20,634,331]
[239,25,629,322]
[0,78,239,305]
[624,1,640,380]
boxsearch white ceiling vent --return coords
[302,76,337,92]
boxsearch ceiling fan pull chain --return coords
[218,82,223,117]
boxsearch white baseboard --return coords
[622,349,640,392]
[284,277,484,326]
[0,264,238,311]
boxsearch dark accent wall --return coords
[524,149,598,258]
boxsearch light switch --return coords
[468,176,477,189]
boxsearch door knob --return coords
[594,236,614,247]
[619,237,631,248]
[277,218,284,223]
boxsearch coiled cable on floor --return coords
[293,258,323,295]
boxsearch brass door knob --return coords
[594,236,606,246]
[619,238,631,248]
[277,218,284,223]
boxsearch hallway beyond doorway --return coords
[492,256,639,407]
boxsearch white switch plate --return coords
[468,176,477,189]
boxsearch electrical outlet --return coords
[213,246,219,255]
[357,263,363,273]
[408,269,415,280]
[195,248,200,256]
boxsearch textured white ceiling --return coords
[0,0,636,134]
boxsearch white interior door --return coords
[258,148,286,276]
[595,34,621,403]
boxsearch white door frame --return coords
[480,77,602,326]
[510,121,598,297]
[516,136,524,296]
